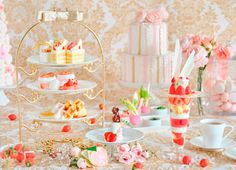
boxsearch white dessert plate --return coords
[86,128,144,144]
[190,136,236,151]
[27,55,98,68]
[122,116,170,133]
[34,109,101,123]
[26,80,97,94]
[224,147,236,160]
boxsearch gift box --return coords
[128,23,168,56]
[66,40,85,64]
[49,40,68,64]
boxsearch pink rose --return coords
[89,147,108,166]
[70,147,81,157]
[194,46,208,67]
[0,47,7,59]
[135,10,147,23]
[119,152,135,164]
[214,45,234,60]
[119,144,130,153]
[191,35,201,45]
[159,7,169,20]
[131,144,142,158]
[145,11,162,24]
[77,158,86,169]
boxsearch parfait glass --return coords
[168,92,192,157]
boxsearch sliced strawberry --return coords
[14,144,23,152]
[172,132,183,138]
[104,132,112,139]
[200,158,208,168]
[40,83,48,89]
[169,84,176,94]
[104,132,116,142]
[67,41,77,50]
[168,97,175,104]
[173,137,184,146]
[89,118,96,124]
[109,133,117,142]
[185,85,191,95]
[182,155,191,165]
[176,86,185,95]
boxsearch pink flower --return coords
[191,35,201,45]
[119,152,135,164]
[131,143,142,157]
[135,10,147,23]
[119,144,130,153]
[194,46,208,67]
[201,37,214,50]
[89,147,108,166]
[145,11,162,24]
[70,147,81,157]
[0,47,7,59]
[214,45,234,60]
[77,158,86,169]
[159,7,169,20]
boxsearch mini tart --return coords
[38,72,56,83]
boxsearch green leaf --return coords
[87,146,97,151]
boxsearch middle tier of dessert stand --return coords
[14,9,106,144]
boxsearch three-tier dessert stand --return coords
[14,9,106,144]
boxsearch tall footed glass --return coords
[168,77,193,159]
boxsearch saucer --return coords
[224,147,236,160]
[190,136,235,151]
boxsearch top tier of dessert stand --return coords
[14,9,106,144]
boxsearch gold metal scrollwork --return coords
[83,89,103,100]
[19,91,41,104]
[17,66,38,77]
[83,60,103,73]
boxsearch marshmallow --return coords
[221,93,229,102]
[221,102,232,111]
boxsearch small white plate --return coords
[224,147,236,160]
[86,128,144,144]
[27,55,98,68]
[26,80,97,94]
[190,136,236,151]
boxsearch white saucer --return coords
[190,136,236,151]
[224,147,236,160]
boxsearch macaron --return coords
[221,102,232,111]
[221,93,229,102]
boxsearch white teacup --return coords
[200,119,233,148]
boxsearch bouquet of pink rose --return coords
[117,143,149,165]
[181,34,234,115]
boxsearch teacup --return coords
[200,119,233,148]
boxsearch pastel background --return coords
[4,0,236,103]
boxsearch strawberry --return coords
[200,158,208,168]
[99,103,105,110]
[171,77,176,83]
[67,41,77,50]
[25,151,35,159]
[173,137,184,146]
[64,79,74,86]
[182,155,191,165]
[16,152,24,162]
[14,144,23,152]
[25,158,34,167]
[169,84,175,94]
[134,162,143,169]
[61,125,71,132]
[185,85,191,95]
[168,97,175,104]
[89,118,96,125]
[9,149,18,159]
[175,86,185,95]
[0,150,7,159]
[8,114,17,121]
[104,132,117,142]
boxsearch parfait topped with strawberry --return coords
[168,77,193,147]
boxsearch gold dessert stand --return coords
[15,9,106,144]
